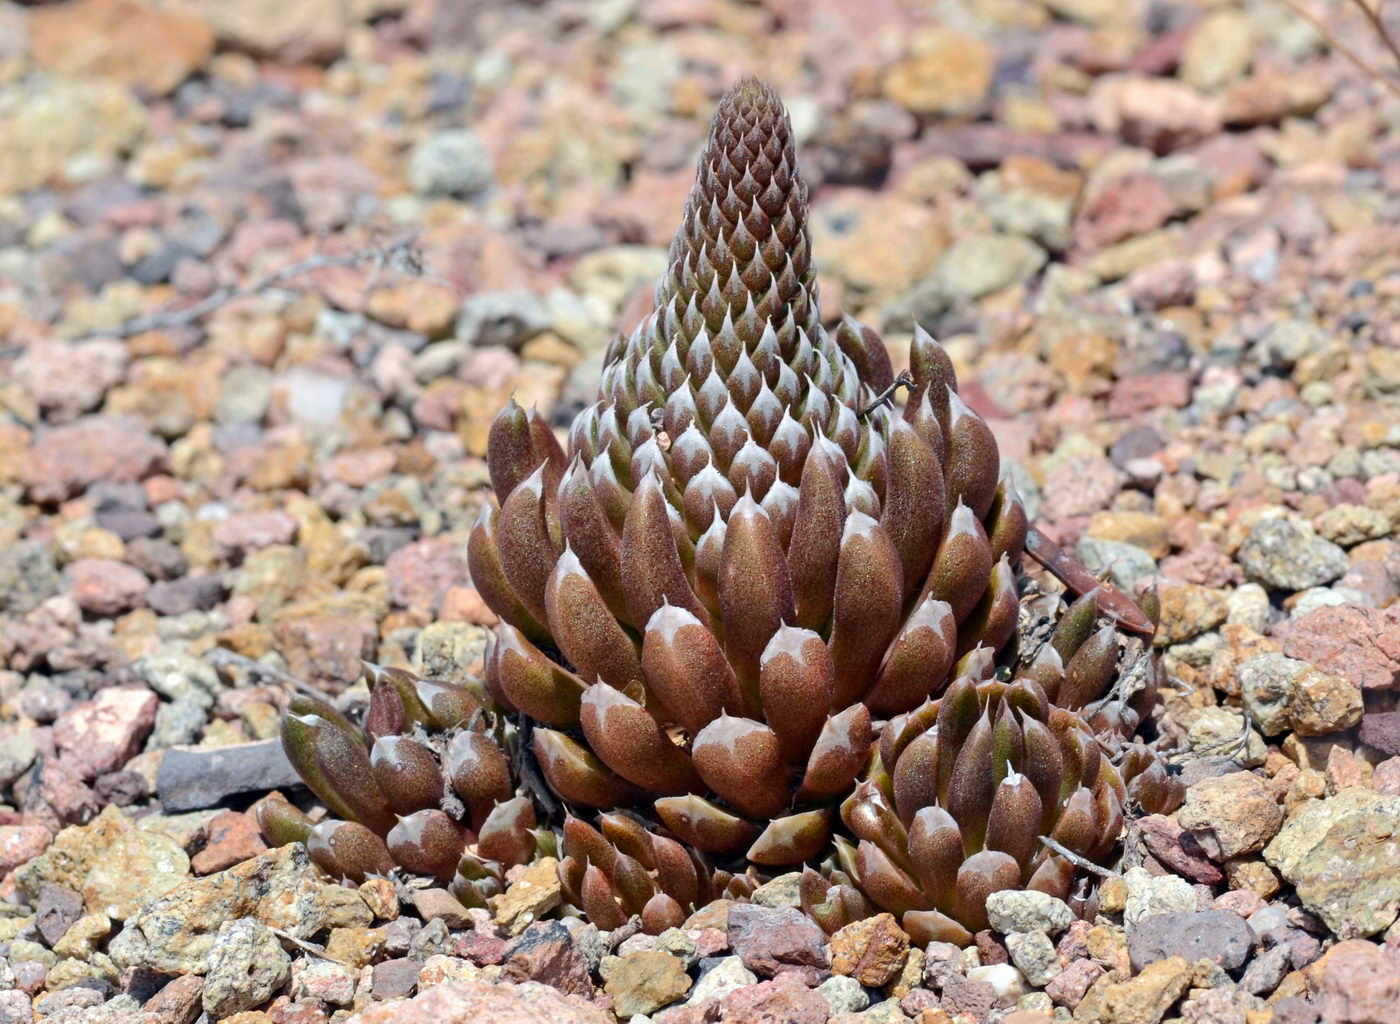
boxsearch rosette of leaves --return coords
[468,78,1029,870]
[261,665,550,909]
[799,605,1183,946]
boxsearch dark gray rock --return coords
[155,739,300,812]
[1127,909,1254,972]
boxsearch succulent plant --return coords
[470,77,1031,871]
[263,665,551,909]
[268,77,1179,939]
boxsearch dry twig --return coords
[1280,0,1400,100]
[83,232,443,340]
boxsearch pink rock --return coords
[1137,814,1224,885]
[1073,173,1174,251]
[191,810,268,875]
[1274,605,1400,691]
[727,904,829,983]
[20,757,98,830]
[1090,75,1221,154]
[20,415,165,503]
[352,978,611,1024]
[1044,958,1103,1010]
[386,539,468,615]
[212,510,298,562]
[1313,940,1400,1024]
[1127,258,1196,311]
[52,687,158,780]
[498,921,594,998]
[66,558,150,616]
[1107,372,1192,419]
[0,825,54,875]
[717,971,828,1024]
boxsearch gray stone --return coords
[202,918,290,1018]
[817,974,868,1015]
[456,290,551,350]
[1238,516,1348,591]
[147,696,208,750]
[136,651,223,708]
[933,233,1047,302]
[984,890,1074,936]
[1077,536,1158,591]
[409,130,493,198]
[1123,866,1196,927]
[686,956,755,1006]
[0,540,60,616]
[1127,910,1253,972]
[1005,930,1059,987]
[156,739,300,811]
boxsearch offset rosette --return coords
[814,611,1181,946]
[264,666,552,910]
[555,812,758,934]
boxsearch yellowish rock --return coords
[492,857,562,935]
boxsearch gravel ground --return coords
[0,0,1399,1022]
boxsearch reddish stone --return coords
[1137,814,1224,885]
[1073,173,1174,251]
[1044,959,1103,1010]
[267,998,330,1024]
[212,510,299,562]
[1274,605,1400,691]
[20,416,165,503]
[1107,373,1192,419]
[499,921,594,998]
[386,539,468,615]
[717,971,827,1024]
[66,558,150,616]
[142,973,203,1024]
[52,686,158,780]
[454,931,507,966]
[727,904,830,983]
[1311,940,1400,1024]
[192,810,268,874]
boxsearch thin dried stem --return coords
[1280,0,1400,100]
[1038,836,1118,879]
[80,232,454,340]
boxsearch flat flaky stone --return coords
[1263,787,1400,939]
[107,844,371,974]
[491,857,561,936]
